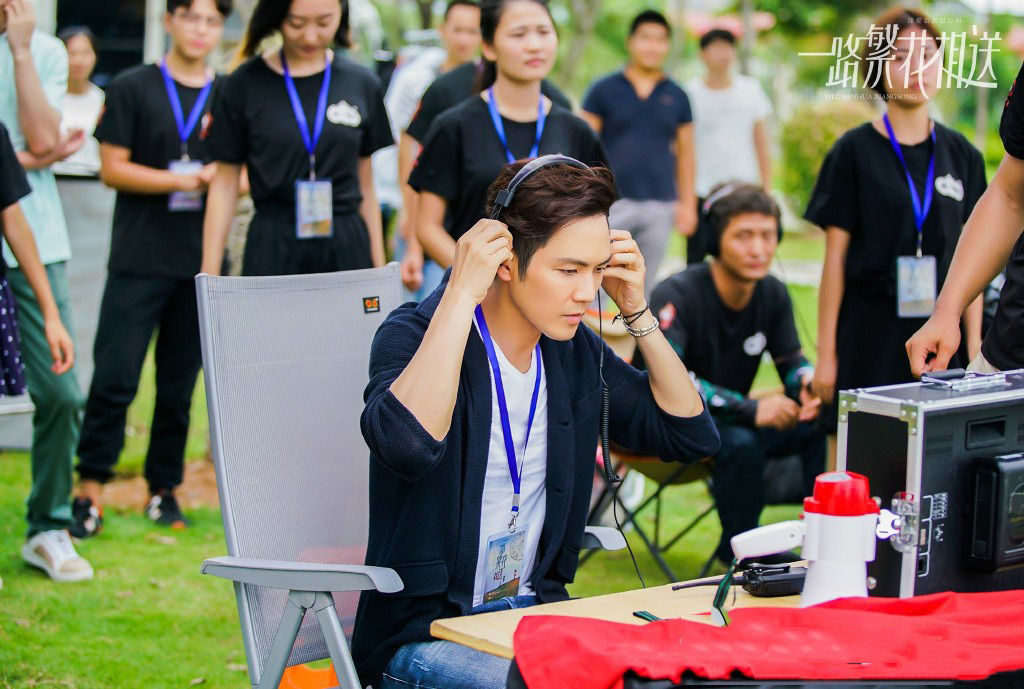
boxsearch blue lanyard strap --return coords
[486,87,546,164]
[281,51,332,180]
[474,305,542,521]
[882,114,936,257]
[159,61,212,160]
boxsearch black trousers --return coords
[686,196,711,265]
[711,419,826,563]
[76,271,202,492]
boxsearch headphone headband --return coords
[701,183,741,216]
[490,154,593,220]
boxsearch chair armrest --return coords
[201,556,403,594]
[581,526,626,551]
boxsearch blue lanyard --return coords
[486,87,546,164]
[882,114,936,258]
[474,305,542,529]
[159,61,212,161]
[281,51,332,180]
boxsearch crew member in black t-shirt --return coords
[409,0,607,271]
[201,0,393,276]
[403,56,571,148]
[908,61,1024,376]
[74,0,232,535]
[643,184,825,564]
[805,8,986,457]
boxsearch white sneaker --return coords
[22,530,94,582]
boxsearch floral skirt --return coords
[0,276,26,397]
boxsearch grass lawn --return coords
[0,244,819,686]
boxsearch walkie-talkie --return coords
[672,565,806,598]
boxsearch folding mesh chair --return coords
[584,446,717,583]
[197,266,405,689]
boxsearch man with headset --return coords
[354,156,719,689]
[641,184,825,566]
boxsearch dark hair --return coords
[475,0,552,92]
[167,0,233,17]
[485,160,616,278]
[629,10,671,37]
[57,25,97,53]
[699,28,735,50]
[445,0,479,20]
[705,182,780,240]
[241,0,349,58]
[863,6,941,98]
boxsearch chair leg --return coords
[611,489,678,582]
[313,591,361,689]
[255,590,310,689]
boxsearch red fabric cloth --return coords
[513,591,1024,689]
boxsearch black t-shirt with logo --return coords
[404,61,572,143]
[647,263,801,424]
[94,64,222,278]
[983,60,1024,370]
[207,54,393,216]
[0,121,31,276]
[804,121,986,426]
[408,96,607,242]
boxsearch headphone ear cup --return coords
[705,212,720,259]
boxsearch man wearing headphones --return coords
[642,184,825,566]
[354,157,718,689]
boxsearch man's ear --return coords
[495,254,516,283]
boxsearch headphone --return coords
[701,183,784,259]
[489,154,620,484]
[490,154,594,219]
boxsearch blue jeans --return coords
[378,595,538,689]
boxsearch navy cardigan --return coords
[353,281,720,685]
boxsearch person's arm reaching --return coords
[1,203,73,373]
[417,191,457,268]
[962,294,984,362]
[754,119,772,192]
[813,227,850,403]
[6,0,62,155]
[358,156,385,267]
[907,153,1024,375]
[674,123,698,237]
[200,162,242,275]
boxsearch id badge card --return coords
[897,255,937,318]
[296,179,333,239]
[168,159,204,212]
[481,524,528,604]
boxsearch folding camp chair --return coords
[584,447,718,583]
[197,265,624,689]
[197,266,405,689]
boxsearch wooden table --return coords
[430,576,801,659]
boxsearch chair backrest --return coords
[197,265,402,680]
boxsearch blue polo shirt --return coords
[582,71,692,202]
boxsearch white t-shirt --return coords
[685,73,772,197]
[472,324,548,607]
[52,83,104,177]
[372,47,446,208]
